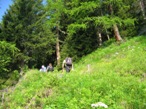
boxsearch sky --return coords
[0,0,13,21]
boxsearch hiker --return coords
[40,65,47,72]
[62,57,73,73]
[47,63,54,72]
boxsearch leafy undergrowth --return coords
[1,36,146,109]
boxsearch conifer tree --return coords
[65,0,136,41]
[1,0,55,70]
[46,0,66,66]
[57,0,138,61]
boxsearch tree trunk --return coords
[139,0,146,19]
[113,24,123,41]
[105,28,110,40]
[109,4,122,41]
[97,31,102,46]
[56,26,60,66]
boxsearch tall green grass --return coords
[1,36,146,109]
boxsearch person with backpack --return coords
[62,57,73,73]
[47,63,54,72]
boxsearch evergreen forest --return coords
[0,0,146,108]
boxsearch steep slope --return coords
[1,36,146,109]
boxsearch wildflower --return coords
[91,102,108,108]
[115,52,119,55]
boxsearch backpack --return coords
[65,57,72,65]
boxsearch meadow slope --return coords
[1,36,146,109]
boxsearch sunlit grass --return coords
[1,36,146,109]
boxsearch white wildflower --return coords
[115,52,119,55]
[91,102,108,108]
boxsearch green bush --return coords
[0,41,19,89]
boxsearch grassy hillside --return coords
[1,36,146,109]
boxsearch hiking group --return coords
[40,63,54,72]
[40,57,73,73]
